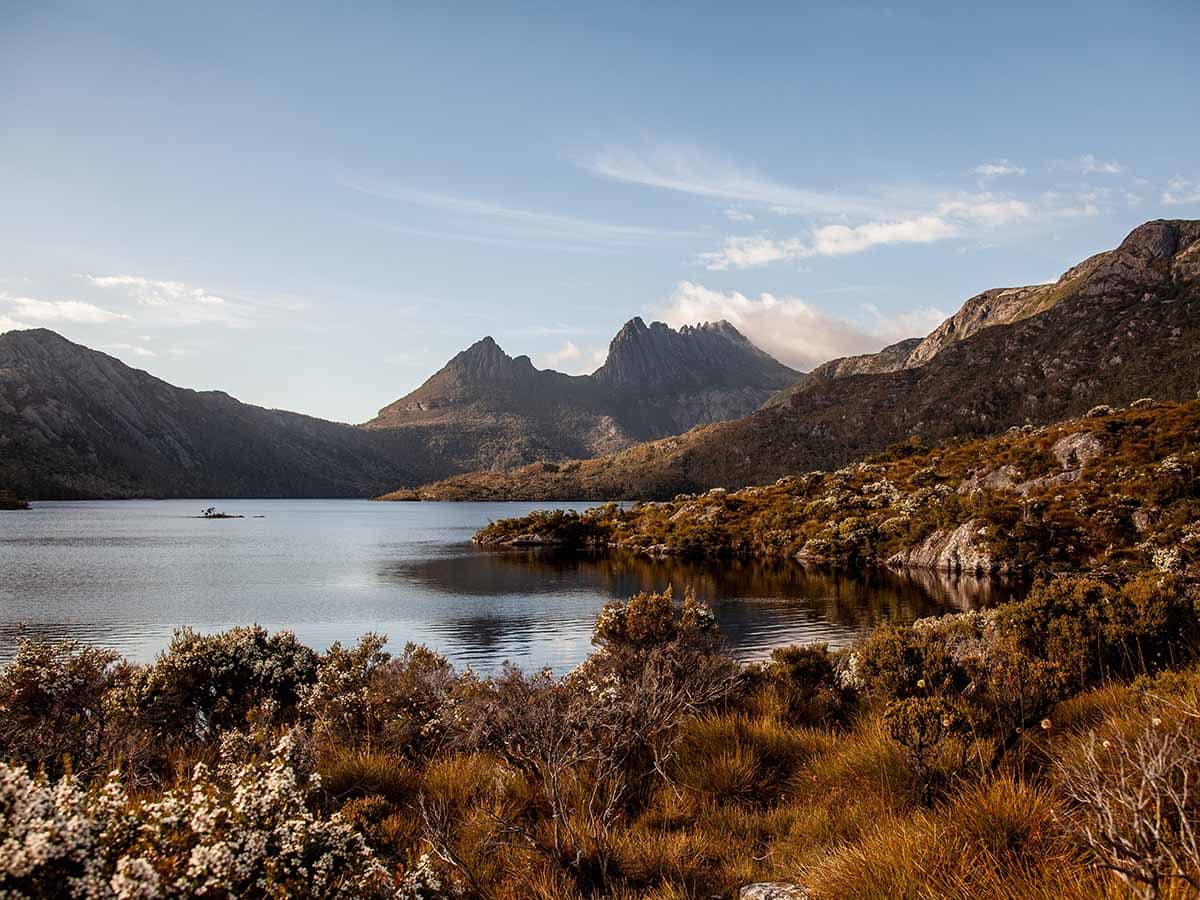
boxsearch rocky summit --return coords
[363,318,799,475]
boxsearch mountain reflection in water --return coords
[383,547,1027,662]
[1,500,1028,673]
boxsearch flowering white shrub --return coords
[0,732,398,899]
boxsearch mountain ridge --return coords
[0,318,799,498]
[381,219,1200,501]
[361,317,800,473]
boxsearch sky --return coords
[1,1,1198,423]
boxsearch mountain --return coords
[0,318,797,499]
[362,318,799,474]
[383,219,1200,501]
[0,329,416,498]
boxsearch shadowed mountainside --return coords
[0,330,420,499]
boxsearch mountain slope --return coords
[384,219,1200,501]
[0,330,417,498]
[363,318,799,473]
[0,318,798,498]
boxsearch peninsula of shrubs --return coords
[475,398,1200,579]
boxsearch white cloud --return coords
[1041,188,1106,218]
[86,275,241,325]
[0,314,30,333]
[810,216,960,256]
[3,295,128,323]
[700,235,809,270]
[658,281,945,370]
[970,160,1026,177]
[700,214,961,270]
[585,144,881,217]
[1057,154,1123,175]
[539,339,606,374]
[935,194,1031,226]
[543,340,581,366]
[699,190,1030,270]
[725,208,755,223]
[1163,176,1200,206]
[339,174,699,246]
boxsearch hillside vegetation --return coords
[475,399,1200,578]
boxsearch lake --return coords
[0,499,1026,672]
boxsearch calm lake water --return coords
[0,500,1026,672]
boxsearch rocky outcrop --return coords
[738,885,810,900]
[887,520,1016,575]
[1050,431,1104,468]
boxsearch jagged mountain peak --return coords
[593,317,795,390]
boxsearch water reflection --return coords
[385,547,1030,661]
[0,500,1029,673]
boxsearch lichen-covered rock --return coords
[958,465,1020,495]
[738,884,811,900]
[1051,431,1104,468]
[887,519,1015,575]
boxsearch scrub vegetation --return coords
[4,571,1200,897]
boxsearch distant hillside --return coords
[0,318,798,499]
[383,219,1200,501]
[363,317,800,473]
[0,330,416,499]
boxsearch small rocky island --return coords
[197,507,244,519]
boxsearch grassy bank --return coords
[4,571,1200,897]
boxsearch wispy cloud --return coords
[658,281,945,370]
[1056,154,1123,175]
[699,195,1028,270]
[584,144,881,217]
[2,294,128,323]
[339,174,699,246]
[106,342,157,358]
[86,275,242,325]
[725,208,756,223]
[1041,189,1107,219]
[1163,176,1200,206]
[970,160,1026,178]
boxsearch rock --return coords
[1133,506,1163,533]
[887,519,1014,575]
[1131,397,1155,410]
[1086,404,1114,418]
[958,465,1020,495]
[1051,431,1104,468]
[1017,468,1082,495]
[738,884,810,900]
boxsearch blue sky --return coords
[2,1,1197,422]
